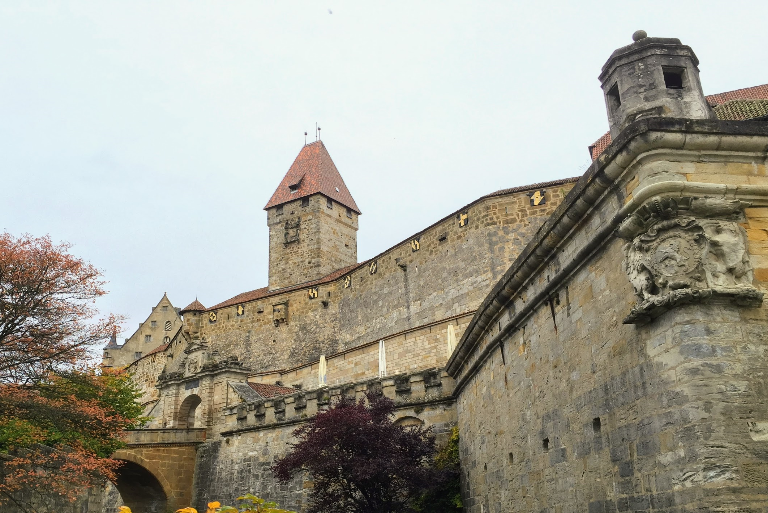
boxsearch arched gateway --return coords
[112,429,206,512]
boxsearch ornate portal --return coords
[619,196,762,324]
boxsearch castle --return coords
[99,32,768,513]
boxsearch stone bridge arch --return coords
[112,429,205,512]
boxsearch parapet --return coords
[221,368,455,435]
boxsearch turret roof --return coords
[180,299,206,314]
[264,141,361,214]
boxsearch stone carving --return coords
[619,196,762,324]
[273,302,288,327]
[284,218,300,244]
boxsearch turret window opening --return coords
[302,197,309,207]
[276,205,283,215]
[663,67,685,89]
[346,208,353,218]
[327,198,333,209]
[607,83,621,113]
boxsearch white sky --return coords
[1,1,766,341]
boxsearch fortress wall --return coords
[449,120,768,513]
[195,184,575,377]
[249,313,474,390]
[336,186,574,348]
[194,371,457,512]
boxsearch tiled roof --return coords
[713,99,768,121]
[248,382,296,398]
[589,84,768,160]
[180,299,206,314]
[146,343,170,356]
[264,141,361,214]
[706,84,768,106]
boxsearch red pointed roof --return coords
[180,299,206,314]
[264,141,361,214]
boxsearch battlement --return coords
[222,368,455,436]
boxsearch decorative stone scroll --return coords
[618,196,763,324]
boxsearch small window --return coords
[289,184,299,193]
[607,83,621,112]
[663,67,684,89]
[301,197,309,207]
[104,351,110,358]
[165,321,172,331]
[593,417,602,433]
[162,305,168,311]
[164,336,170,343]
[150,321,157,328]
[145,335,152,342]
[326,198,333,209]
[276,205,284,215]
[346,208,352,219]
[542,438,549,452]
[134,352,142,360]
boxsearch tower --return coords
[599,31,715,138]
[264,141,360,291]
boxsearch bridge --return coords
[112,428,205,512]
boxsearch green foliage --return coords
[413,426,463,512]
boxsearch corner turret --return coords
[599,31,715,138]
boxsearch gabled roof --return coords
[588,83,768,160]
[264,141,361,214]
[180,299,206,314]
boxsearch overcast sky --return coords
[1,1,766,342]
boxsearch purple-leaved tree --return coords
[272,392,452,513]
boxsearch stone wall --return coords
[189,182,576,376]
[192,369,457,512]
[447,119,768,512]
[267,194,359,291]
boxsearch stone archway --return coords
[113,459,168,513]
[177,394,202,428]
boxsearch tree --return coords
[0,232,119,384]
[272,392,450,513]
[0,232,141,510]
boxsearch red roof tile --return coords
[146,343,170,356]
[588,84,768,160]
[706,84,768,106]
[248,382,296,398]
[180,299,206,314]
[264,141,361,214]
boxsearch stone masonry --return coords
[93,32,768,513]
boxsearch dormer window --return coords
[288,175,304,193]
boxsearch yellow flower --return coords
[118,507,132,513]
[206,502,221,513]
[176,508,198,513]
